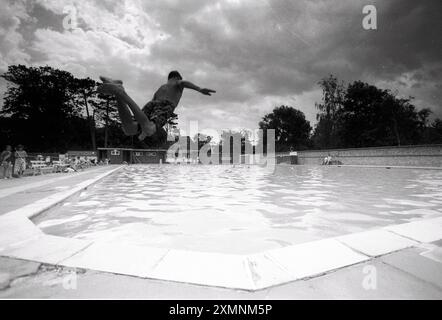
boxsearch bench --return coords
[30,160,54,175]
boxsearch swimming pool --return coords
[33,165,442,254]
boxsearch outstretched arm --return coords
[179,80,216,96]
[3,152,11,161]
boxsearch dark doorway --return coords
[98,150,107,161]
[123,150,131,163]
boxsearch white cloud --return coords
[0,0,32,71]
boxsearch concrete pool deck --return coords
[0,165,123,215]
[0,165,441,298]
[0,243,441,299]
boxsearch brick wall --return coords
[133,151,166,164]
[296,144,442,167]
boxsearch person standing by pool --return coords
[1,145,12,179]
[97,71,216,144]
[14,144,27,177]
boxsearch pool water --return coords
[33,165,442,254]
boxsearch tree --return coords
[1,65,81,119]
[0,64,132,152]
[337,81,431,147]
[312,74,345,149]
[72,77,99,150]
[311,75,435,149]
[1,65,83,151]
[259,105,312,152]
[428,119,442,143]
[420,118,442,144]
[91,94,120,148]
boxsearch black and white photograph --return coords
[0,0,441,307]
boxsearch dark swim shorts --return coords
[137,100,177,144]
[141,99,177,129]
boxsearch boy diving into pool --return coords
[97,71,216,143]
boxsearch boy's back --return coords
[153,80,184,108]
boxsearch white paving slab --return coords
[0,215,43,251]
[149,250,255,290]
[419,243,442,263]
[337,229,419,257]
[385,217,442,243]
[244,253,294,290]
[265,238,369,280]
[60,242,169,278]
[0,235,91,265]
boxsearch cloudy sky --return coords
[0,0,441,135]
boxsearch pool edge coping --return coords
[0,217,441,290]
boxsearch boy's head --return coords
[17,144,23,150]
[168,70,182,81]
[5,145,11,151]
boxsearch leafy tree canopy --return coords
[259,105,312,152]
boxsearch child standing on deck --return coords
[1,145,12,179]
[14,145,27,177]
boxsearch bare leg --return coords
[115,96,138,136]
[98,77,156,139]
[114,89,157,140]
[100,76,123,85]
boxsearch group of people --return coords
[67,156,100,171]
[1,145,109,178]
[0,145,28,179]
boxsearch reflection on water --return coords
[34,165,442,254]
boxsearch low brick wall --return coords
[276,155,298,164]
[296,144,442,167]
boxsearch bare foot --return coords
[98,76,125,96]
[97,83,125,96]
[99,76,123,85]
[138,121,156,141]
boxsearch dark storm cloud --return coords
[147,0,441,111]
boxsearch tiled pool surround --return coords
[0,164,441,290]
